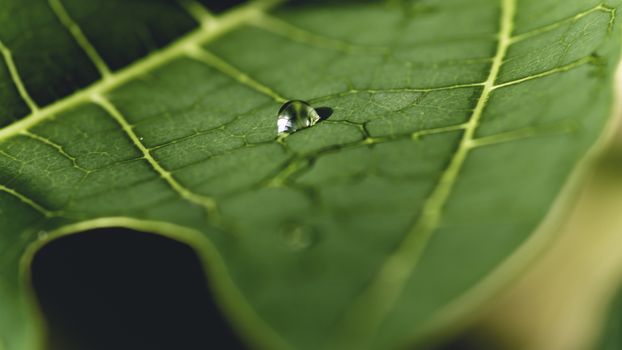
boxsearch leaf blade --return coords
[0,0,621,349]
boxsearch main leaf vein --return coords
[332,0,517,346]
[0,0,285,143]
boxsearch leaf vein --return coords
[19,130,90,172]
[0,0,284,143]
[309,83,485,103]
[251,14,389,54]
[48,0,112,79]
[185,44,288,103]
[91,93,219,216]
[471,121,575,148]
[493,55,596,89]
[0,184,55,217]
[265,122,468,189]
[177,0,216,27]
[510,3,615,44]
[0,40,38,113]
[332,0,517,345]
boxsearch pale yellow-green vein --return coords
[492,55,596,90]
[48,0,112,79]
[0,184,54,217]
[0,0,285,143]
[510,3,615,43]
[178,0,216,27]
[19,130,89,172]
[309,82,485,103]
[251,14,389,54]
[91,93,218,214]
[0,41,38,113]
[471,122,575,148]
[19,217,293,350]
[184,44,288,103]
[332,0,517,347]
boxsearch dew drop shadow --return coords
[315,107,334,121]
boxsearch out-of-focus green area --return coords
[597,274,622,350]
[441,117,622,350]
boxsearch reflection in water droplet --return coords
[277,100,321,135]
[284,225,317,251]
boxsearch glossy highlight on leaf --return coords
[0,0,621,349]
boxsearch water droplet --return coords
[37,230,49,239]
[283,225,317,251]
[277,100,321,135]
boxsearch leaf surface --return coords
[0,0,621,349]
[597,285,622,350]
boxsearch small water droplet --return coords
[277,100,321,135]
[37,230,48,239]
[283,225,317,251]
[139,137,144,141]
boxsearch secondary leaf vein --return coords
[185,44,288,103]
[0,40,38,113]
[251,14,389,54]
[0,0,284,143]
[510,3,615,44]
[48,0,112,79]
[492,55,596,89]
[91,93,218,215]
[332,0,517,346]
[0,184,55,217]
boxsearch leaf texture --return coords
[0,0,621,349]
[597,285,622,350]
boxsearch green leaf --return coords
[0,0,620,349]
[597,285,622,350]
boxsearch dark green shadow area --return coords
[31,228,246,350]
[199,0,248,13]
[432,331,503,350]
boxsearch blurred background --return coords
[438,73,622,350]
